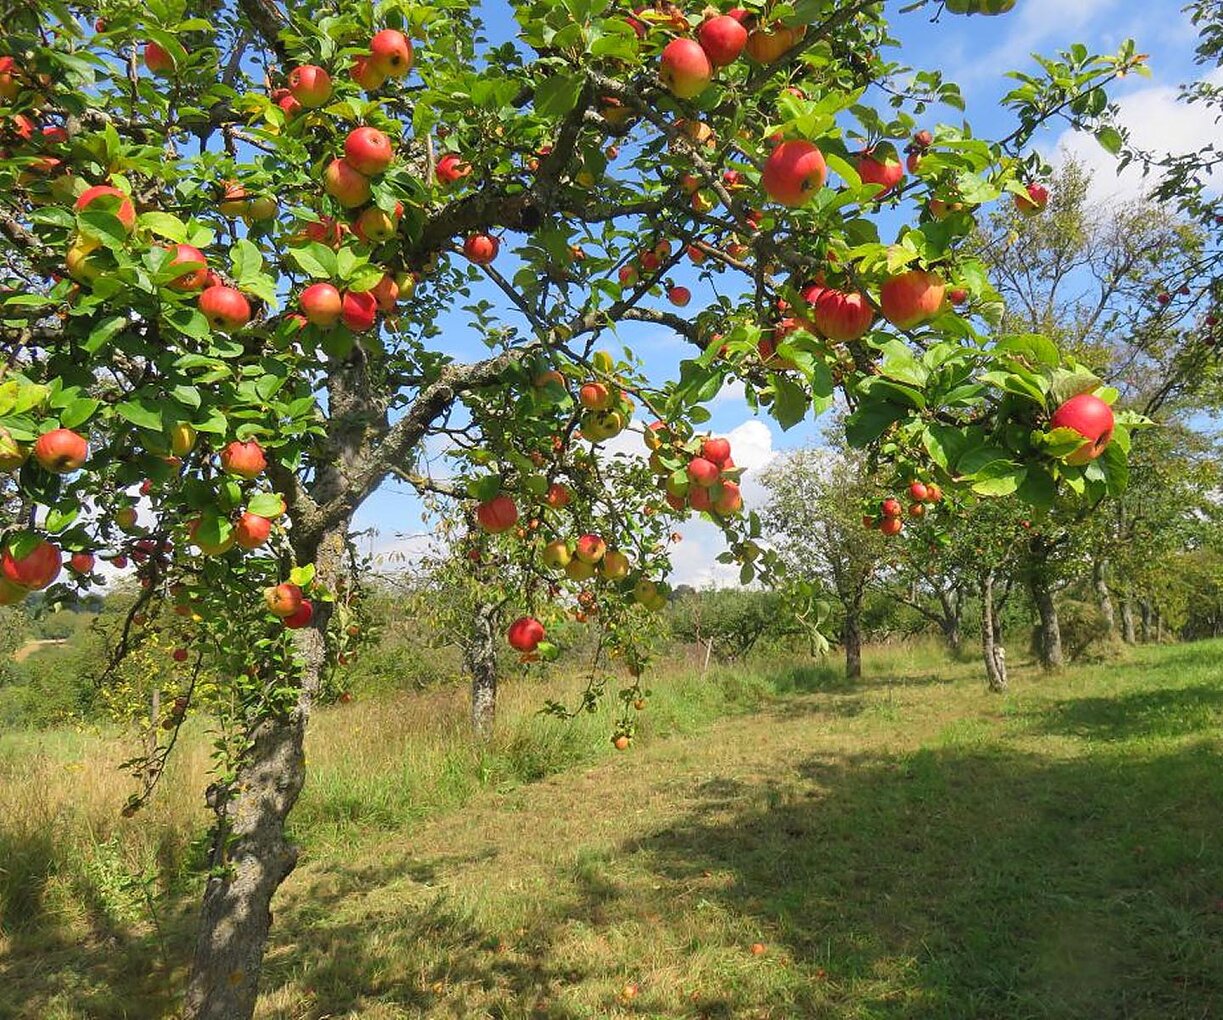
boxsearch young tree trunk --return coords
[980,572,1007,692]
[1092,558,1115,637]
[183,521,347,1020]
[1140,600,1152,642]
[844,589,863,680]
[937,587,963,656]
[466,602,499,741]
[1120,597,1137,644]
[1029,575,1064,670]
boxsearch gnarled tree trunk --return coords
[1092,558,1115,637]
[938,586,964,656]
[1029,575,1064,670]
[183,520,348,1020]
[1120,597,1137,644]
[467,601,499,741]
[980,571,1007,692]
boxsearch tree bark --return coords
[1092,558,1115,637]
[466,601,499,741]
[1140,600,1152,642]
[1029,574,1064,669]
[1120,597,1137,644]
[937,586,963,656]
[844,588,863,680]
[980,572,1007,692]
[183,521,348,1020]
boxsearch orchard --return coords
[0,0,1166,1016]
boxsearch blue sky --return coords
[357,0,1220,584]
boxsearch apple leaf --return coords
[289,563,316,587]
[115,398,165,431]
[60,397,100,429]
[845,401,906,448]
[138,212,187,243]
[969,461,1025,497]
[772,374,808,431]
[247,493,286,519]
[535,73,583,117]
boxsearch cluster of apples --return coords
[262,581,315,630]
[647,426,743,517]
[617,238,693,307]
[181,439,285,554]
[863,480,944,537]
[576,374,635,444]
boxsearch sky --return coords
[354,0,1222,586]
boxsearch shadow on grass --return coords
[1027,683,1223,742]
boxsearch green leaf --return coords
[60,397,100,429]
[246,493,286,519]
[172,385,202,409]
[230,239,263,281]
[288,244,337,279]
[84,315,128,353]
[535,73,583,117]
[845,401,905,448]
[115,398,165,430]
[289,563,316,587]
[970,461,1025,497]
[138,211,187,243]
[1016,465,1057,508]
[772,375,808,431]
[1095,125,1123,155]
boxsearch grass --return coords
[2,639,1223,1018]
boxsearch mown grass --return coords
[2,639,1222,1019]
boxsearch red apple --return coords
[857,145,904,198]
[1050,393,1115,465]
[880,270,945,329]
[762,140,827,206]
[476,495,518,533]
[264,582,303,618]
[166,244,208,290]
[323,158,372,208]
[436,153,471,184]
[545,483,571,508]
[880,516,903,536]
[668,285,691,307]
[687,456,721,487]
[698,15,748,66]
[341,290,378,331]
[713,480,742,515]
[220,439,266,479]
[949,288,969,305]
[287,64,332,108]
[463,233,499,265]
[701,438,731,467]
[172,647,189,662]
[807,287,874,342]
[344,126,394,176]
[507,616,545,653]
[0,56,18,101]
[300,282,343,327]
[371,274,399,312]
[69,551,95,574]
[575,533,607,563]
[579,382,611,409]
[2,536,61,590]
[235,512,272,549]
[284,599,314,629]
[34,427,88,473]
[908,480,929,502]
[745,24,803,64]
[660,38,712,100]
[199,285,251,331]
[369,29,414,78]
[881,498,902,518]
[1014,182,1049,216]
[75,184,136,232]
[144,42,175,76]
[351,56,386,92]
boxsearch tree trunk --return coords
[1029,575,1064,669]
[1120,597,1136,644]
[844,590,863,680]
[183,521,348,1020]
[1140,600,1152,642]
[937,586,963,656]
[1092,558,1115,637]
[980,572,1007,692]
[466,602,499,741]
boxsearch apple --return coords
[668,285,691,307]
[507,616,545,653]
[2,536,61,589]
[881,498,902,518]
[659,38,712,100]
[166,244,208,290]
[698,15,748,66]
[575,533,606,564]
[172,647,189,663]
[436,153,471,184]
[925,484,942,503]
[69,551,95,574]
[220,439,266,479]
[284,599,314,629]
[169,422,197,456]
[618,265,639,287]
[880,270,945,329]
[1050,392,1115,465]
[1014,182,1048,216]
[371,274,399,312]
[369,28,414,78]
[908,480,929,502]
[806,286,874,342]
[0,56,18,101]
[351,56,386,92]
[909,502,925,517]
[745,24,804,63]
[235,512,272,549]
[219,183,250,217]
[701,437,731,465]
[477,495,518,533]
[355,204,400,242]
[199,285,251,331]
[762,140,826,206]
[75,184,136,232]
[463,233,499,265]
[687,244,706,264]
[613,735,631,751]
[344,126,394,176]
[273,88,301,117]
[880,516,903,536]
[857,146,904,197]
[115,506,138,531]
[144,42,175,76]
[302,217,347,247]
[341,290,378,331]
[287,65,332,107]
[542,539,572,569]
[264,582,303,618]
[300,282,343,327]
[687,456,720,487]
[949,288,968,305]
[545,483,571,508]
[601,550,630,580]
[247,195,278,221]
[34,427,88,473]
[713,480,743,515]
[324,159,372,208]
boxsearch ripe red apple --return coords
[857,146,904,197]
[369,29,414,78]
[75,184,136,232]
[881,498,902,518]
[287,64,332,108]
[880,270,945,329]
[762,140,827,206]
[949,288,968,305]
[908,480,928,502]
[668,285,691,307]
[166,244,208,290]
[199,285,251,331]
[323,158,372,208]
[235,512,272,549]
[808,287,874,341]
[463,233,499,265]
[351,55,386,92]
[34,427,88,473]
[344,126,394,176]
[144,42,175,76]
[880,516,903,536]
[660,38,713,100]
[687,244,706,264]
[545,483,571,508]
[713,480,742,515]
[264,582,303,618]
[436,153,471,184]
[687,456,721,487]
[172,647,189,663]
[575,533,607,564]
[476,495,518,533]
[300,282,343,327]
[284,599,314,629]
[0,56,18,101]
[507,616,545,653]
[745,24,803,64]
[1014,182,1049,216]
[371,274,399,312]
[925,484,942,503]
[69,551,95,574]
[2,536,61,590]
[701,437,732,466]
[303,217,347,247]
[1050,393,1115,465]
[698,15,748,66]
[341,290,378,331]
[619,264,640,287]
[220,439,266,479]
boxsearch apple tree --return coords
[0,0,1145,1014]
